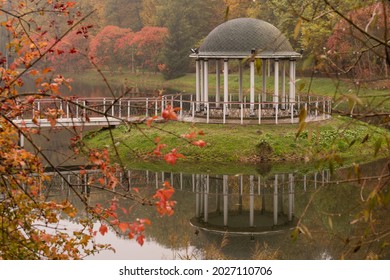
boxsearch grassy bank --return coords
[72,69,388,97]
[85,115,390,173]
[72,69,389,113]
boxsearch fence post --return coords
[128,100,130,118]
[146,98,149,117]
[275,103,279,124]
[75,100,79,118]
[323,98,326,119]
[83,100,86,119]
[180,94,183,120]
[240,102,243,125]
[206,101,210,123]
[111,100,114,116]
[119,99,122,118]
[258,101,261,124]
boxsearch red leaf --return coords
[164,149,185,165]
[136,234,145,246]
[99,224,108,236]
[181,131,196,139]
[162,105,177,120]
[192,140,207,147]
[118,222,128,233]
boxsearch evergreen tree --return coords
[160,0,193,80]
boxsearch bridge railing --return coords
[14,93,332,125]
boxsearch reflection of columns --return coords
[262,59,267,105]
[250,59,255,114]
[195,59,201,111]
[195,175,200,218]
[239,175,243,214]
[280,174,284,214]
[223,175,228,227]
[204,175,209,223]
[223,59,229,116]
[216,183,221,214]
[203,59,209,111]
[200,175,204,215]
[288,174,294,221]
[216,60,221,107]
[261,180,265,212]
[250,175,254,227]
[239,59,243,102]
[273,174,278,225]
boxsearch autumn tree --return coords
[0,0,177,259]
[89,25,133,70]
[325,2,390,78]
[269,0,390,259]
[129,26,168,72]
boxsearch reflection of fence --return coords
[42,169,331,195]
[12,93,332,128]
[42,168,331,231]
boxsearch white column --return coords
[262,59,267,104]
[239,59,243,102]
[289,59,296,103]
[200,59,204,103]
[224,59,229,115]
[195,59,201,111]
[250,59,255,114]
[267,59,271,77]
[289,59,296,123]
[282,60,286,109]
[216,60,220,108]
[274,60,279,107]
[203,59,209,112]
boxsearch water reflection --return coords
[44,167,339,260]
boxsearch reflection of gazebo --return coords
[188,18,331,124]
[190,174,296,235]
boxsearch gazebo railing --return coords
[169,93,332,124]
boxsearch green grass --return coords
[84,115,390,174]
[71,69,389,111]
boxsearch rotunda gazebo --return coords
[187,18,332,124]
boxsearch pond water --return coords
[41,159,389,260]
[19,81,390,259]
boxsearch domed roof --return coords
[191,18,300,59]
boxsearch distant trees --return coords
[89,25,167,72]
[325,2,390,78]
[129,26,168,72]
[89,25,132,70]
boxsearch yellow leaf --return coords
[294,18,302,40]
